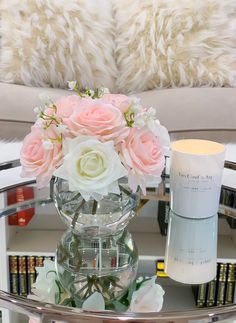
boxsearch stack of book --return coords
[220,186,236,228]
[9,255,55,296]
[156,260,236,307]
[7,186,35,226]
[193,263,236,307]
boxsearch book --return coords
[156,260,168,278]
[27,256,36,295]
[216,263,227,306]
[16,187,35,227]
[18,256,27,296]
[220,187,236,228]
[157,201,169,236]
[7,186,35,226]
[195,283,207,308]
[35,256,44,270]
[7,189,19,225]
[225,263,236,304]
[206,278,217,307]
[9,256,19,295]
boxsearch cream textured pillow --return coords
[114,0,236,93]
[0,0,117,90]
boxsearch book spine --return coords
[157,201,169,236]
[221,187,236,228]
[156,260,168,278]
[206,279,217,307]
[7,190,18,225]
[216,263,227,306]
[18,256,27,296]
[196,283,207,307]
[27,256,36,295]
[225,264,236,304]
[16,187,35,227]
[35,256,44,269]
[9,256,19,295]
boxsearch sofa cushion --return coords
[0,83,235,134]
[114,0,236,93]
[137,87,236,132]
[0,0,117,91]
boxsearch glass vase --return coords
[53,177,140,305]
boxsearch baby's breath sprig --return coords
[34,100,66,149]
[124,107,135,128]
[67,81,109,99]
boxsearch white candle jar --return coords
[170,139,225,219]
[165,211,218,284]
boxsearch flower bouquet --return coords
[21,82,169,196]
[20,82,169,310]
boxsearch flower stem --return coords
[72,199,86,228]
[119,184,131,196]
[91,200,98,215]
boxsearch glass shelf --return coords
[0,129,236,322]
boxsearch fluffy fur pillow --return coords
[114,0,236,93]
[0,0,117,91]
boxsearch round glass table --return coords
[0,127,236,323]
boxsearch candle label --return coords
[176,171,218,192]
[170,148,225,219]
[172,247,212,266]
[170,168,222,218]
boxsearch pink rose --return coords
[121,128,165,194]
[20,126,62,187]
[55,95,81,119]
[102,94,130,112]
[44,95,81,121]
[66,99,129,141]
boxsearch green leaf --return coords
[73,296,83,308]
[60,298,74,307]
[61,270,73,286]
[55,291,61,304]
[105,303,115,311]
[112,300,129,312]
[127,280,137,302]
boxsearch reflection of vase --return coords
[53,177,140,305]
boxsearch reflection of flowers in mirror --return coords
[28,260,165,314]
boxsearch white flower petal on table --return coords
[129,278,165,313]
[28,317,41,323]
[82,292,105,311]
[32,260,60,304]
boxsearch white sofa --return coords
[0,82,236,140]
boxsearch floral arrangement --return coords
[29,259,165,313]
[20,82,169,200]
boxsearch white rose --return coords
[129,277,165,312]
[54,137,128,201]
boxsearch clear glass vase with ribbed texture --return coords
[53,177,140,305]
